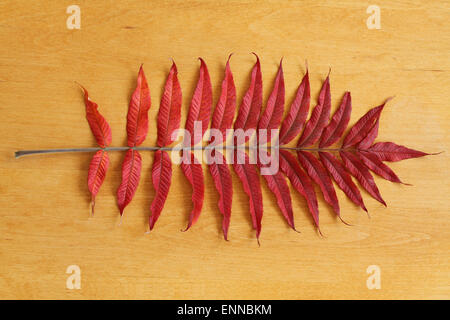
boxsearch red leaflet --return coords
[297,150,340,217]
[81,86,112,148]
[185,58,212,146]
[258,59,285,142]
[207,151,233,240]
[340,151,386,206]
[117,149,143,215]
[211,55,236,141]
[367,142,430,162]
[358,151,403,183]
[233,54,262,134]
[279,70,310,145]
[232,150,263,242]
[297,73,331,147]
[358,118,379,150]
[258,151,295,230]
[319,92,352,148]
[149,150,173,230]
[319,151,367,212]
[157,62,182,147]
[127,65,151,147]
[181,151,205,230]
[87,150,110,215]
[279,150,319,229]
[342,98,390,148]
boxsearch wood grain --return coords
[0,0,449,299]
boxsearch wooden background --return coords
[0,0,448,299]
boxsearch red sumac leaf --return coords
[87,150,110,215]
[234,54,262,134]
[207,151,233,240]
[358,151,403,184]
[181,151,205,231]
[279,150,319,229]
[117,149,143,215]
[367,142,430,162]
[297,150,340,217]
[185,58,212,146]
[157,62,182,147]
[232,150,263,242]
[149,150,173,231]
[279,69,310,145]
[211,55,236,141]
[127,65,151,147]
[340,151,386,206]
[258,59,285,142]
[319,92,351,148]
[81,86,112,148]
[342,98,390,148]
[297,73,331,148]
[358,118,379,150]
[319,151,367,212]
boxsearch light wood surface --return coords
[0,0,448,299]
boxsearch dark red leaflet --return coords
[81,86,112,148]
[358,118,379,150]
[149,150,173,230]
[319,151,367,212]
[279,150,319,229]
[340,151,386,206]
[297,150,340,217]
[258,151,295,230]
[279,70,310,145]
[181,151,205,230]
[367,142,430,162]
[127,65,151,147]
[207,151,233,240]
[211,55,236,141]
[233,54,262,136]
[342,98,390,148]
[117,149,143,215]
[157,62,182,147]
[185,58,212,146]
[87,150,110,215]
[358,151,403,184]
[296,74,331,148]
[258,59,285,142]
[232,150,263,242]
[319,92,352,148]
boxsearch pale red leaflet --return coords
[297,73,331,148]
[258,59,285,142]
[156,62,182,147]
[367,142,430,162]
[258,151,295,230]
[342,98,391,148]
[340,151,386,206]
[149,150,173,230]
[207,151,233,240]
[279,150,319,230]
[185,58,212,146]
[87,150,110,215]
[233,54,262,135]
[126,65,151,147]
[81,86,112,148]
[279,70,310,145]
[181,151,205,231]
[211,55,236,141]
[117,149,143,215]
[319,151,367,213]
[297,150,341,218]
[232,150,263,243]
[319,92,351,148]
[358,151,404,184]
